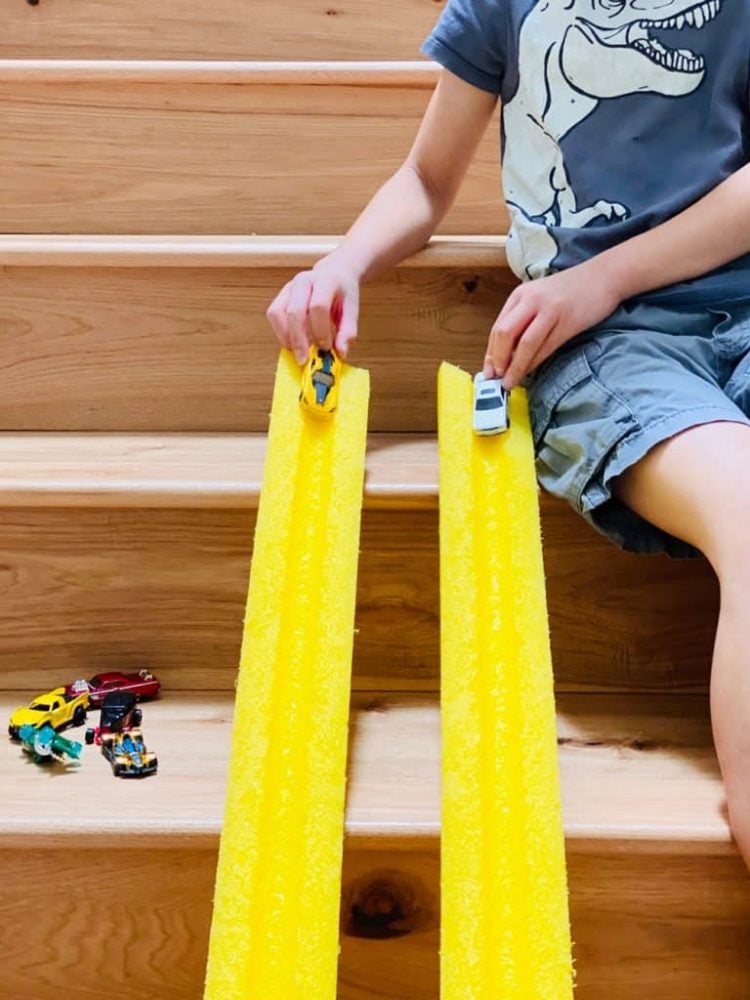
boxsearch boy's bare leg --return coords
[614,421,750,867]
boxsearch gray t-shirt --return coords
[421,0,750,308]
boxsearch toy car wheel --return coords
[8,725,18,740]
[113,764,123,777]
[72,705,87,727]
[132,708,143,726]
[84,728,95,745]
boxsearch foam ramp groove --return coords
[204,352,369,1000]
[438,363,574,999]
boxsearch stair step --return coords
[0,234,508,268]
[0,691,730,849]
[0,235,510,433]
[1,3,441,62]
[2,692,748,999]
[0,432,436,509]
[0,62,504,235]
[0,432,718,694]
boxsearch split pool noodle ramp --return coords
[204,351,369,999]
[438,362,574,999]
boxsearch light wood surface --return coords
[0,60,438,85]
[0,1,444,61]
[0,692,732,850]
[0,77,505,235]
[0,234,508,268]
[3,845,750,999]
[0,507,439,693]
[0,439,718,693]
[0,265,512,432]
[2,694,748,998]
[0,434,438,508]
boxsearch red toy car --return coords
[65,669,160,707]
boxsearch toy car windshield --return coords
[476,396,503,410]
[312,351,336,404]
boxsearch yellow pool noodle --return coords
[204,351,369,1000]
[438,363,574,999]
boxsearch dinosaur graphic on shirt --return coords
[503,0,720,280]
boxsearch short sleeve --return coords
[420,0,506,96]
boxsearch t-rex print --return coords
[503,0,720,280]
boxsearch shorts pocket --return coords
[528,344,638,509]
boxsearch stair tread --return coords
[0,431,438,508]
[0,691,729,853]
[0,233,507,268]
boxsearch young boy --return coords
[266,0,750,868]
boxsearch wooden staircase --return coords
[1,3,749,998]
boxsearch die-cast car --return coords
[101,728,158,778]
[473,373,510,436]
[85,690,142,746]
[8,687,90,740]
[299,346,341,419]
[65,668,161,707]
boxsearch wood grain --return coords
[0,1,445,61]
[0,234,509,268]
[0,434,439,508]
[3,846,747,1000]
[0,77,505,235]
[0,265,513,432]
[2,696,749,998]
[0,692,732,850]
[0,495,718,693]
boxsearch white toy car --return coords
[473,373,509,436]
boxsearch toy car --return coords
[101,728,157,778]
[65,668,161,707]
[18,722,82,765]
[473,373,510,436]
[85,690,142,746]
[8,687,90,740]
[299,346,341,419]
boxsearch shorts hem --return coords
[580,404,750,557]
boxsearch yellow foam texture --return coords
[204,351,369,1000]
[438,362,574,999]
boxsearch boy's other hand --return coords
[266,255,361,364]
[483,260,623,389]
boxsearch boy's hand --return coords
[483,259,623,389]
[266,254,361,364]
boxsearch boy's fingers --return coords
[265,282,293,348]
[483,353,496,379]
[489,301,534,374]
[334,290,359,357]
[308,278,337,350]
[526,332,561,376]
[287,276,314,364]
[502,314,553,389]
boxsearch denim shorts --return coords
[522,298,750,559]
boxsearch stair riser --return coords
[0,506,717,694]
[0,265,511,432]
[0,79,504,235]
[3,846,747,999]
[1,0,438,61]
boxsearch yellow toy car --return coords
[299,346,342,419]
[8,686,90,740]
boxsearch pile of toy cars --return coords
[8,669,160,777]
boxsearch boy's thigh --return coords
[613,420,750,561]
[525,310,750,556]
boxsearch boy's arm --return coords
[491,163,750,389]
[267,71,498,361]
[599,163,750,301]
